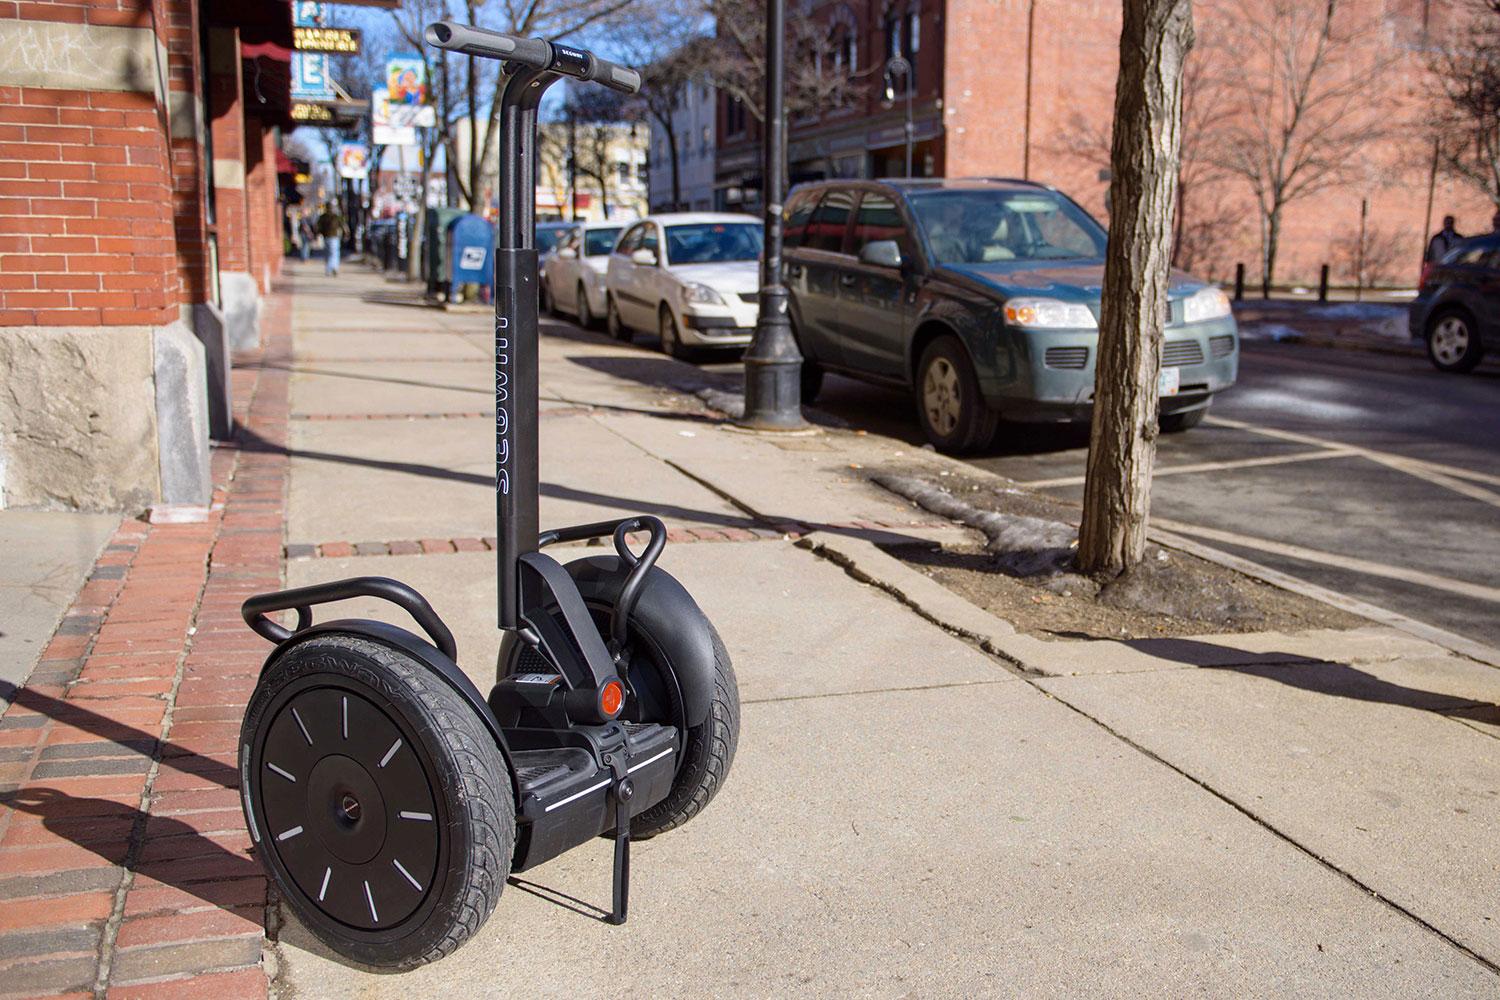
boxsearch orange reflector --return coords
[600,680,624,717]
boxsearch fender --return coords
[509,555,716,729]
[264,620,519,801]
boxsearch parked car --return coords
[540,221,624,327]
[604,212,762,356]
[1411,235,1496,373]
[535,221,577,256]
[782,178,1240,452]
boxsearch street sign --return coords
[337,143,370,179]
[385,54,429,107]
[294,26,361,54]
[292,2,329,27]
[372,88,435,129]
[291,52,334,101]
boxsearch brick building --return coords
[717,0,1493,285]
[0,2,296,512]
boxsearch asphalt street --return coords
[793,339,1500,648]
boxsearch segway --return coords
[237,23,739,969]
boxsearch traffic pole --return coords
[738,0,807,431]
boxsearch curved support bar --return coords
[242,577,458,662]
[609,517,666,648]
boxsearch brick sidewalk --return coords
[0,286,292,998]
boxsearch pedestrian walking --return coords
[316,204,346,276]
[298,212,316,263]
[1426,215,1462,263]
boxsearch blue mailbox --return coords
[448,213,494,289]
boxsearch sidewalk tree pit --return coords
[236,23,739,969]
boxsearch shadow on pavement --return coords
[1124,637,1493,714]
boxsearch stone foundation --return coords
[220,270,261,351]
[0,325,211,511]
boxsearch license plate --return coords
[1159,367,1180,396]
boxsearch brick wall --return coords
[207,26,250,278]
[0,86,179,326]
[244,117,281,293]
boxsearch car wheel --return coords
[659,305,691,360]
[1426,308,1484,373]
[607,295,633,343]
[800,361,824,404]
[1160,404,1208,433]
[576,284,595,328]
[914,336,998,454]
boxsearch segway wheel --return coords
[240,634,515,969]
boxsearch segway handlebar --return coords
[423,21,642,95]
[242,576,459,662]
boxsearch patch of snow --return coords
[1309,302,1412,341]
[1238,322,1304,342]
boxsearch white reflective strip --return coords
[379,739,402,768]
[291,707,313,746]
[364,880,379,923]
[318,866,332,901]
[393,858,423,891]
[266,762,296,783]
[277,825,304,841]
[543,778,611,813]
[398,810,432,821]
[342,697,348,739]
[626,747,674,775]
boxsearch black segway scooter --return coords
[237,23,739,969]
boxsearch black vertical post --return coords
[494,68,556,631]
[1233,262,1245,302]
[1318,264,1329,303]
[739,0,806,430]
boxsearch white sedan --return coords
[604,213,763,357]
[540,221,624,328]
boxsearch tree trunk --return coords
[1076,0,1194,578]
[666,122,681,210]
[1263,208,1281,298]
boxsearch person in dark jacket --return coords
[316,205,347,276]
[1427,215,1462,263]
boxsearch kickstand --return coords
[606,755,633,925]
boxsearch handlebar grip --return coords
[424,21,552,69]
[582,55,641,95]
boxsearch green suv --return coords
[783,178,1239,452]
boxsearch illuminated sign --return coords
[291,101,337,123]
[294,27,361,53]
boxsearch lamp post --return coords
[738,0,806,430]
[882,56,914,178]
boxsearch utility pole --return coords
[738,0,806,430]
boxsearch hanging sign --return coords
[294,26,361,54]
[336,143,370,179]
[385,54,429,106]
[291,52,334,101]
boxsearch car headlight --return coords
[1183,286,1231,323]
[680,282,726,306]
[1003,297,1097,329]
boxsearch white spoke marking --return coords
[266,762,297,783]
[318,866,332,901]
[342,696,348,740]
[364,880,379,923]
[393,858,423,891]
[398,810,433,821]
[291,707,313,746]
[277,825,304,841]
[379,738,403,768]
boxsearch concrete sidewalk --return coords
[269,265,1499,996]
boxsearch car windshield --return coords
[907,190,1105,265]
[535,226,572,253]
[583,228,622,256]
[664,223,763,264]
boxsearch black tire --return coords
[914,336,998,453]
[1160,404,1208,433]
[800,360,824,403]
[1426,307,1484,373]
[240,634,514,969]
[501,559,739,839]
[607,295,633,343]
[540,278,556,317]
[659,305,692,360]
[576,284,595,329]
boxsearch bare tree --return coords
[547,86,639,219]
[1076,0,1194,577]
[706,0,851,124]
[1206,0,1395,294]
[1428,0,1500,207]
[1334,223,1412,288]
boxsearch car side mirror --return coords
[631,248,658,266]
[558,247,578,259]
[859,240,902,269]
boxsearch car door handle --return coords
[839,274,857,286]
[787,264,803,278]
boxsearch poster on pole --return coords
[385,54,429,106]
[336,143,370,179]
